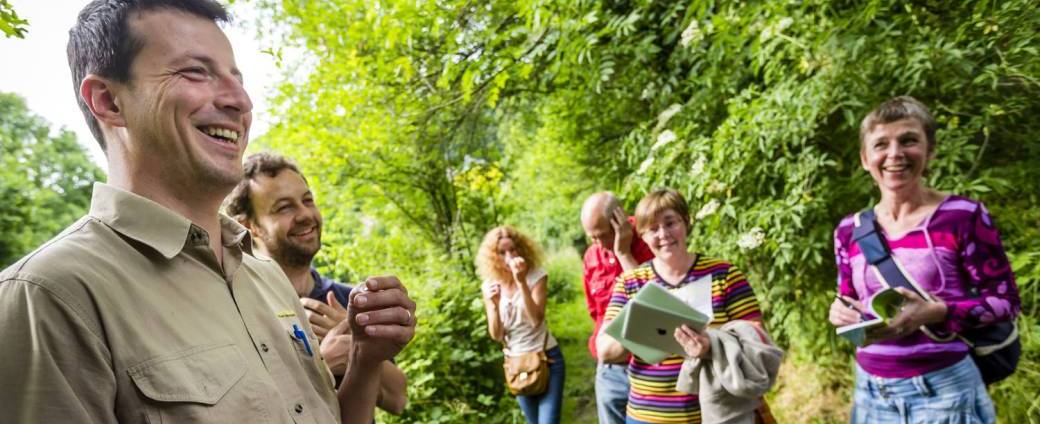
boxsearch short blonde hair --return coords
[859,96,937,153]
[475,226,544,283]
[635,188,691,235]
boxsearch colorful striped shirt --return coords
[604,255,762,423]
[833,195,1020,378]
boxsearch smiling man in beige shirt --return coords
[0,1,415,423]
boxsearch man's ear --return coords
[81,74,127,128]
[238,216,258,234]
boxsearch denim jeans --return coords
[595,362,629,424]
[517,346,565,424]
[852,356,996,424]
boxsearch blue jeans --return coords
[595,362,629,424]
[852,356,996,424]
[517,346,565,424]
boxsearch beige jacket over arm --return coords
[676,320,784,424]
[0,183,340,424]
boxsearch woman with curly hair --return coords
[477,226,564,424]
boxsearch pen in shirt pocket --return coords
[291,323,314,356]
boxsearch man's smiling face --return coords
[248,169,323,267]
[117,8,252,190]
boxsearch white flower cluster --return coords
[638,156,655,174]
[658,104,683,123]
[690,156,706,176]
[680,20,703,47]
[361,216,376,237]
[759,17,794,42]
[695,199,720,220]
[652,130,677,150]
[640,82,656,100]
[654,103,683,133]
[737,227,766,250]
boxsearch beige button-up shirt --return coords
[0,183,340,423]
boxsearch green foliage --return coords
[495,104,600,254]
[0,0,28,39]
[387,263,512,423]
[542,249,598,421]
[0,92,104,268]
[994,245,1040,422]
[254,0,570,266]
[247,0,1040,421]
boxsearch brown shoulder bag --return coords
[502,333,550,396]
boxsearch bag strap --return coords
[852,209,936,300]
[851,209,957,342]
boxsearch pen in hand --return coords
[836,295,868,321]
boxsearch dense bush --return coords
[0,92,103,268]
[248,0,1039,421]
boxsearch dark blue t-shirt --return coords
[307,269,351,388]
[307,268,353,307]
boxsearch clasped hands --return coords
[302,276,416,371]
[828,288,947,344]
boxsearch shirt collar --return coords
[220,214,254,256]
[88,183,252,259]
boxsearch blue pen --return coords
[291,324,314,356]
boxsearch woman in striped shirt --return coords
[596,188,766,423]
[828,96,1019,423]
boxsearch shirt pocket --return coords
[278,315,336,393]
[128,343,269,424]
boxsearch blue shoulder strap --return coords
[852,208,956,342]
[852,209,888,265]
[851,208,923,297]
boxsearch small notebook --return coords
[835,288,905,346]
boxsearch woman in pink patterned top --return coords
[829,96,1019,423]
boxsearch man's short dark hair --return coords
[225,152,305,222]
[67,0,230,152]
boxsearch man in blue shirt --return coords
[226,152,407,414]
